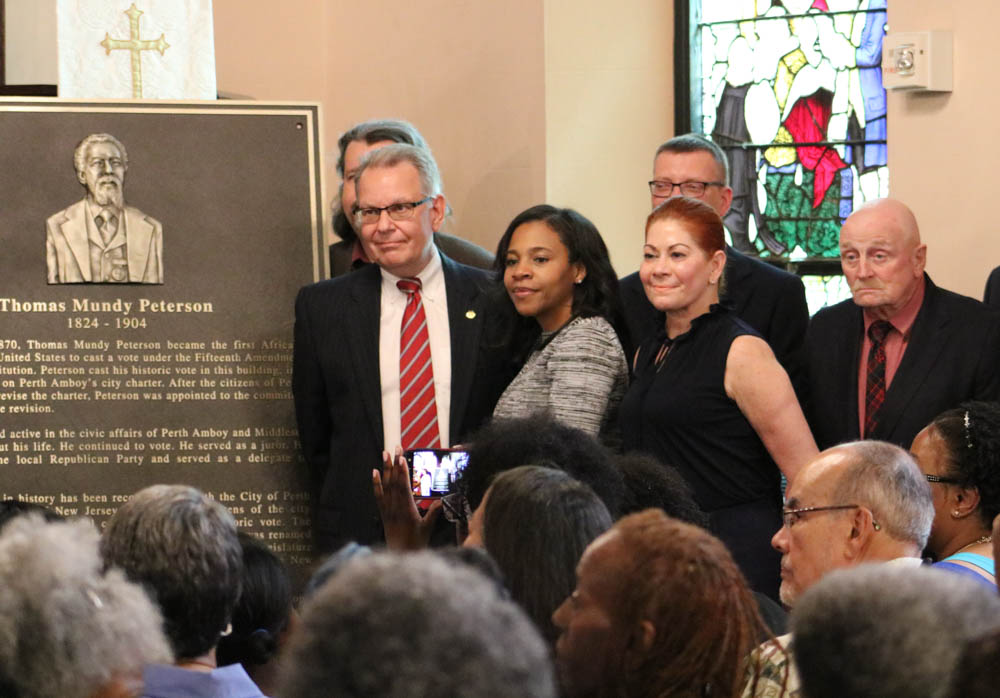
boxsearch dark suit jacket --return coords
[293,254,505,550]
[984,265,1000,307]
[619,246,809,384]
[804,275,1000,450]
[329,232,494,277]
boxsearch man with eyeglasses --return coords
[742,439,933,698]
[327,119,492,277]
[618,135,808,383]
[293,143,505,552]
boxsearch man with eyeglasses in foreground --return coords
[742,439,934,698]
[618,135,808,381]
[293,143,505,552]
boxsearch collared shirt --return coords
[141,663,268,698]
[741,558,923,698]
[857,277,926,435]
[85,200,129,283]
[379,249,452,451]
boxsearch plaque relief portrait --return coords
[45,133,163,284]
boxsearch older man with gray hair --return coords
[46,132,163,283]
[279,551,556,698]
[101,484,264,697]
[791,565,1000,698]
[743,440,934,697]
[294,143,507,550]
[329,118,492,276]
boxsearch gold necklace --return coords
[955,535,993,554]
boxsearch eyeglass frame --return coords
[648,180,726,198]
[354,196,434,226]
[780,503,881,531]
[924,473,962,485]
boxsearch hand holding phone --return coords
[372,447,442,551]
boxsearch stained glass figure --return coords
[687,0,888,312]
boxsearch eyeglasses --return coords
[648,180,725,198]
[355,196,433,226]
[925,473,962,485]
[781,504,881,531]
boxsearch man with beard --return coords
[46,133,163,284]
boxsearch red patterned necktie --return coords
[397,278,441,449]
[864,320,893,438]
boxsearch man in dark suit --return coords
[294,143,502,551]
[328,119,493,277]
[805,198,1000,450]
[618,135,808,381]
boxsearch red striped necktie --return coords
[397,278,441,449]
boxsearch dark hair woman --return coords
[491,205,628,446]
[464,465,612,645]
[911,400,1000,588]
[216,532,295,695]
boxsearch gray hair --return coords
[279,551,557,698]
[831,441,934,549]
[654,133,730,186]
[73,133,128,175]
[355,142,444,199]
[100,484,242,660]
[791,564,1000,698]
[0,515,171,698]
[335,118,427,177]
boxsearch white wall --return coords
[886,2,1000,299]
[4,0,57,84]
[543,0,674,277]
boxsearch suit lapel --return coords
[873,279,944,440]
[347,268,384,441]
[59,201,93,282]
[721,246,753,315]
[820,302,863,443]
[442,255,483,438]
[123,207,155,282]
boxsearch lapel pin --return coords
[465,310,476,319]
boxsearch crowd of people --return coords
[5,120,1000,696]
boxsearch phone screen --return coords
[404,448,470,499]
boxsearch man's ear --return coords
[844,506,877,560]
[429,194,447,232]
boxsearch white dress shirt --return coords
[379,250,452,452]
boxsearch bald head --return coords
[850,198,921,246]
[839,198,926,320]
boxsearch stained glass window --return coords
[681,0,888,312]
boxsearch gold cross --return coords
[100,3,170,98]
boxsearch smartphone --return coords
[404,448,470,499]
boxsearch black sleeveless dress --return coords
[620,305,782,599]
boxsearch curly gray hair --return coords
[280,551,556,698]
[0,514,171,698]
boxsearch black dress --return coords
[620,305,782,599]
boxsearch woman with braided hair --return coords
[910,400,1000,588]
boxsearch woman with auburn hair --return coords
[491,205,628,445]
[552,509,778,698]
[911,400,1000,588]
[619,196,817,599]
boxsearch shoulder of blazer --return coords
[441,252,492,293]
